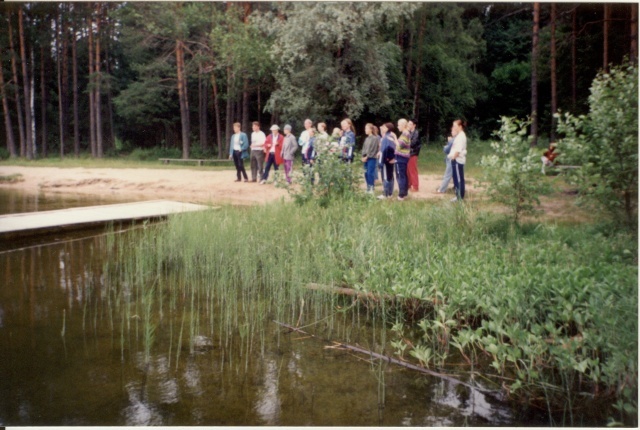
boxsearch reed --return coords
[100,197,637,425]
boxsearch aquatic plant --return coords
[101,198,637,425]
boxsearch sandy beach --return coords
[0,165,466,206]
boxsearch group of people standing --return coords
[228,117,468,201]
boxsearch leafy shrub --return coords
[556,61,638,228]
[0,147,10,160]
[479,116,551,224]
[280,146,364,207]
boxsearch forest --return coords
[0,2,637,159]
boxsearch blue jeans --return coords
[364,158,377,190]
[380,163,394,197]
[438,157,452,193]
[451,160,465,200]
[395,157,409,198]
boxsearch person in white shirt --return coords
[298,119,313,164]
[250,121,266,182]
[447,119,468,201]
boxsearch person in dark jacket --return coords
[377,122,396,199]
[407,119,421,192]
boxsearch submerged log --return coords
[274,320,504,401]
[305,283,396,301]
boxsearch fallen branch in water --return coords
[305,283,392,300]
[273,320,504,401]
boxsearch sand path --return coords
[0,165,469,205]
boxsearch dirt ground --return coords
[0,165,474,206]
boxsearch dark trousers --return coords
[233,150,248,180]
[262,153,279,181]
[452,160,465,200]
[381,163,394,196]
[395,158,409,198]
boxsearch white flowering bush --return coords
[480,116,551,224]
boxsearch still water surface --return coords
[0,190,540,426]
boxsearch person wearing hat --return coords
[261,125,284,184]
[281,124,298,184]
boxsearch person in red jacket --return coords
[260,125,284,184]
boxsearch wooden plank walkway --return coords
[0,200,211,240]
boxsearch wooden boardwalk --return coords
[0,200,211,240]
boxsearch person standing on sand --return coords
[250,121,266,182]
[339,118,356,163]
[361,123,380,194]
[229,122,249,182]
[447,119,468,201]
[377,122,396,199]
[282,124,298,184]
[407,119,422,192]
[393,118,411,201]
[261,125,284,184]
[436,126,456,194]
[299,118,313,164]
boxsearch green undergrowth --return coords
[107,198,637,425]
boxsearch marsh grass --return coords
[98,197,637,425]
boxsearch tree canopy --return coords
[0,2,636,158]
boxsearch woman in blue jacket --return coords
[229,122,249,182]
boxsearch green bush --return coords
[556,61,638,228]
[479,116,551,224]
[280,146,365,207]
[0,147,10,160]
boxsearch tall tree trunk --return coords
[30,46,35,157]
[571,6,577,110]
[176,39,190,159]
[198,65,208,150]
[412,11,427,121]
[61,5,69,158]
[211,72,222,158]
[257,86,261,125]
[56,15,65,159]
[103,4,114,152]
[72,10,80,157]
[530,2,540,147]
[8,13,26,157]
[95,3,103,158]
[550,3,557,142]
[0,61,17,157]
[631,4,638,64]
[40,45,47,157]
[242,76,249,134]
[225,66,232,155]
[603,4,610,70]
[88,13,96,157]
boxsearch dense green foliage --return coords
[111,199,637,425]
[480,116,551,223]
[557,61,638,227]
[278,147,364,207]
[1,3,635,156]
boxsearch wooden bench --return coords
[159,158,231,166]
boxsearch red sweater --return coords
[264,133,284,165]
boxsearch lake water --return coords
[0,189,554,426]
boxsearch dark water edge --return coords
[0,189,618,426]
[0,187,136,216]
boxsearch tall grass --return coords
[102,197,637,425]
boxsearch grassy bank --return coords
[106,197,637,425]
